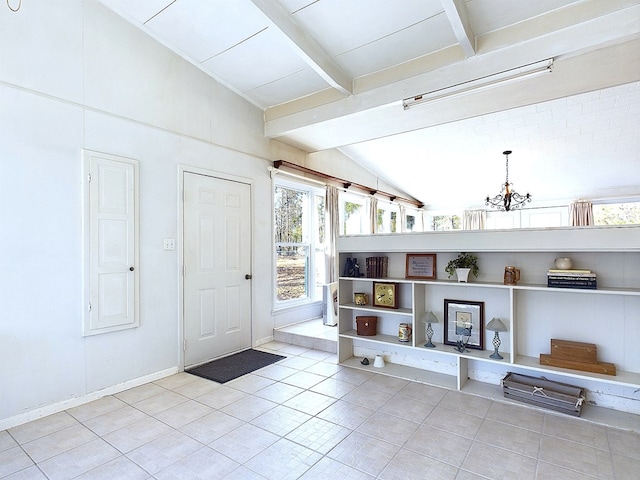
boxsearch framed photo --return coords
[405,253,437,279]
[444,299,484,350]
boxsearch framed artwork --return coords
[444,299,484,351]
[405,253,437,279]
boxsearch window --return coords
[341,192,368,235]
[593,202,640,225]
[429,214,461,231]
[376,201,399,233]
[274,181,325,306]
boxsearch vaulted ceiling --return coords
[100,0,640,210]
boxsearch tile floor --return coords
[2,342,640,480]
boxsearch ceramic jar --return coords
[398,323,412,342]
[504,266,521,285]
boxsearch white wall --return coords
[0,0,306,427]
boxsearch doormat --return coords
[186,349,286,384]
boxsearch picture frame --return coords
[405,253,437,280]
[444,299,484,350]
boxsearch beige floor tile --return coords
[74,456,150,480]
[255,381,305,403]
[283,390,336,416]
[363,374,410,394]
[317,399,375,430]
[304,360,342,377]
[342,384,395,410]
[21,423,98,463]
[226,373,275,394]
[153,399,214,429]
[328,431,400,477]
[102,416,173,453]
[2,465,49,479]
[0,446,34,477]
[171,377,221,398]
[126,430,202,474]
[286,417,351,454]
[542,414,609,449]
[405,424,472,467]
[66,396,127,423]
[251,405,312,436]
[210,423,279,463]
[379,448,458,480]
[9,412,78,444]
[154,446,240,479]
[300,456,375,479]
[281,370,327,390]
[300,349,335,361]
[455,470,491,480]
[378,394,435,423]
[538,435,614,479]
[279,355,319,371]
[0,430,18,452]
[220,395,277,422]
[244,438,322,480]
[474,419,541,458]
[131,390,189,416]
[83,406,149,437]
[461,442,538,480]
[279,344,312,356]
[535,460,601,480]
[37,438,120,480]
[310,377,357,399]
[485,401,544,432]
[194,385,246,409]
[440,390,492,418]
[607,427,640,460]
[332,367,375,385]
[178,410,243,445]
[612,453,640,479]
[253,364,299,381]
[153,372,199,390]
[398,381,448,405]
[114,383,166,405]
[223,465,268,480]
[356,411,419,446]
[422,405,484,439]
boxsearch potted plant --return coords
[445,252,479,282]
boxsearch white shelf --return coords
[340,303,412,316]
[340,356,458,390]
[340,330,415,347]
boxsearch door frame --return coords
[177,165,254,370]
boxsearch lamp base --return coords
[490,350,503,360]
[424,341,436,348]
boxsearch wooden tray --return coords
[502,372,585,416]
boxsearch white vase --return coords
[456,268,471,282]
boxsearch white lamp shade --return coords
[487,317,507,332]
[422,311,439,324]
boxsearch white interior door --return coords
[183,172,252,367]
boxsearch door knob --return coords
[129,267,135,271]
[245,274,252,280]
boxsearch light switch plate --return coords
[163,238,175,251]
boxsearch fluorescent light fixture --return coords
[403,59,553,110]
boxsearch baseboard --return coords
[0,366,179,431]
[254,334,275,347]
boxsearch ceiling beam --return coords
[248,0,353,95]
[440,0,475,58]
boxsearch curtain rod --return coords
[272,160,424,208]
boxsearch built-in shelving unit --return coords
[337,226,640,413]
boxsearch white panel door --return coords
[183,172,251,366]
[84,151,139,335]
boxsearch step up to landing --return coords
[274,319,337,354]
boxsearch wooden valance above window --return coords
[272,160,423,208]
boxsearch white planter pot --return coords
[456,268,471,282]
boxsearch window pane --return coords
[406,215,416,232]
[276,245,308,301]
[431,215,460,230]
[274,186,305,242]
[390,212,397,232]
[593,203,640,225]
[343,200,364,235]
[316,195,325,244]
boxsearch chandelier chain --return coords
[7,0,21,12]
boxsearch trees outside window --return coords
[274,182,325,306]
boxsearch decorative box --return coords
[356,316,377,336]
[502,372,585,416]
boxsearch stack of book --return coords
[547,269,597,289]
[366,256,388,278]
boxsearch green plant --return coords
[445,252,479,278]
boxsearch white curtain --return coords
[325,185,340,282]
[369,196,378,234]
[463,210,486,230]
[399,205,406,232]
[569,200,594,226]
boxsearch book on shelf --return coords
[547,277,597,289]
[547,271,596,278]
[548,269,593,274]
[366,256,388,278]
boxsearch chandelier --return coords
[485,150,531,212]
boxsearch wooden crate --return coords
[502,372,585,416]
